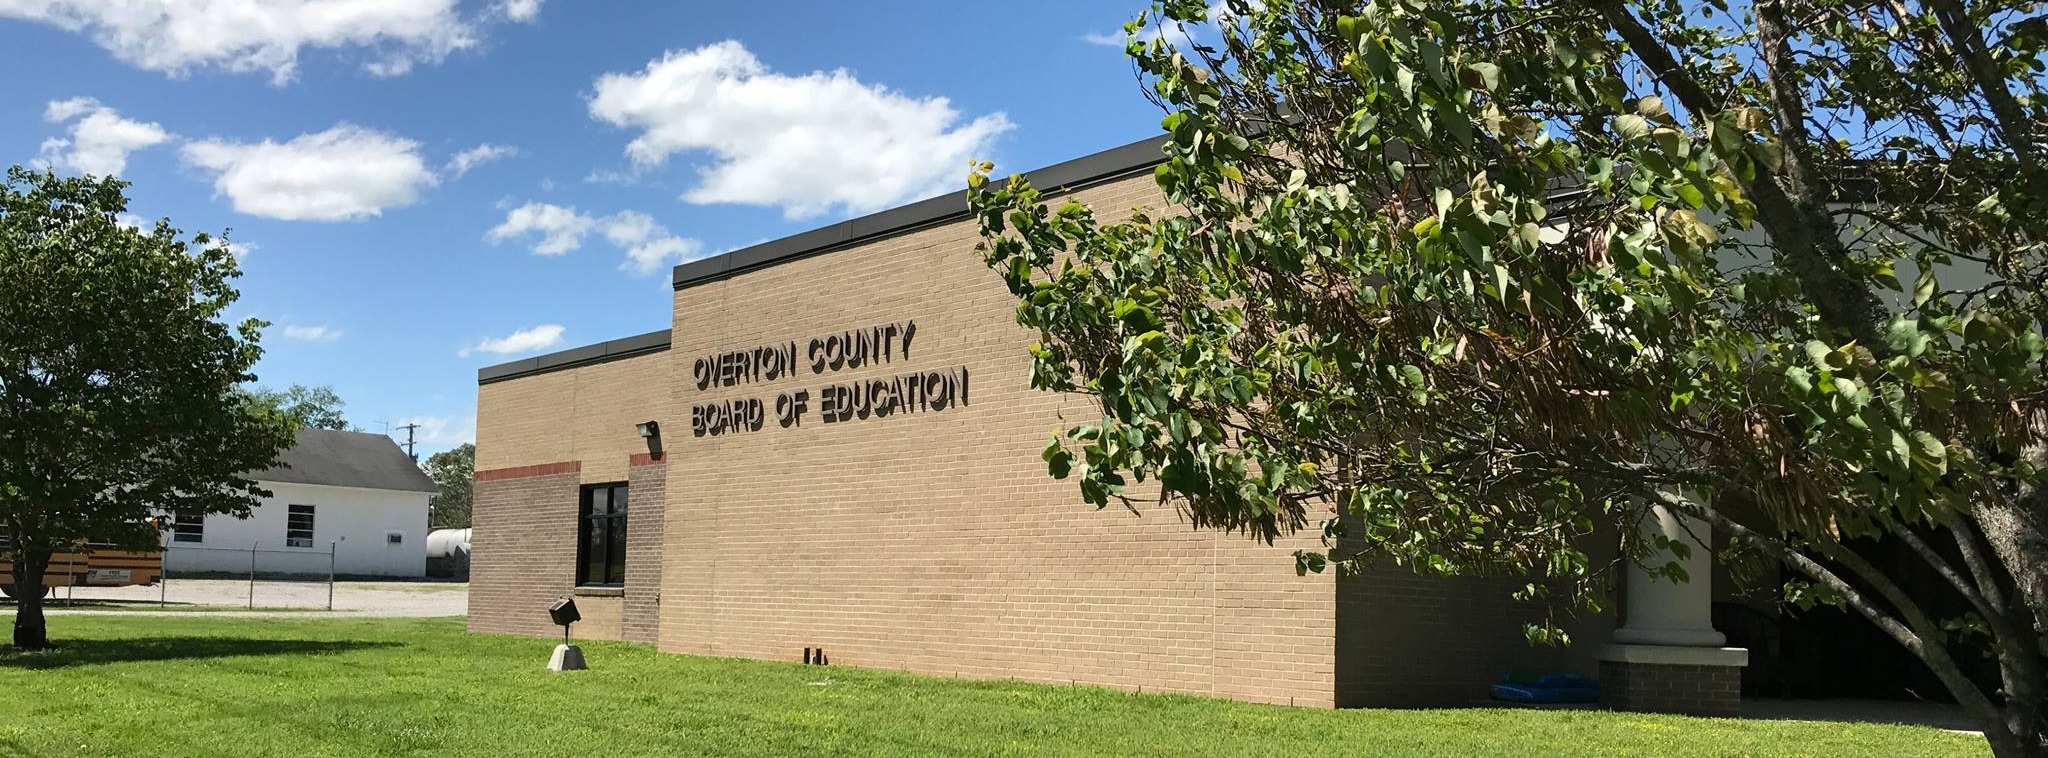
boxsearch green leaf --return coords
[1614,114,1651,141]
[1910,431,1947,475]
[1042,436,1075,479]
[1461,62,1501,91]
[1294,550,1329,575]
[1399,364,1427,404]
[1803,340,1836,370]
[1885,318,1931,357]
[1636,96,1669,119]
[1785,365,1813,392]
[1335,15,1364,46]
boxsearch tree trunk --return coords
[1980,495,2048,758]
[1986,494,2048,653]
[9,547,49,649]
[1984,728,2048,758]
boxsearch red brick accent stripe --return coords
[629,452,667,467]
[474,461,581,482]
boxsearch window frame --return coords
[171,512,205,544]
[575,483,629,587]
[285,504,316,548]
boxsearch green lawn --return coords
[0,616,1989,758]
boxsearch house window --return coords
[286,504,316,548]
[577,483,628,586]
[171,513,205,544]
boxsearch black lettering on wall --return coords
[685,319,966,433]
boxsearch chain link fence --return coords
[47,542,342,610]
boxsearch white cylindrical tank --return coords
[426,528,471,559]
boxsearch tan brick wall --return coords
[657,172,1338,707]
[475,351,672,485]
[574,592,626,640]
[467,464,581,638]
[468,460,666,643]
[622,458,667,643]
[471,346,673,643]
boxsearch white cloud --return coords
[396,415,475,445]
[35,97,170,177]
[587,40,1013,219]
[446,143,517,178]
[1083,1,1252,48]
[44,96,100,122]
[461,324,565,357]
[0,0,480,84]
[182,124,436,222]
[600,211,704,275]
[216,240,257,261]
[583,168,638,186]
[486,201,595,255]
[281,324,341,342]
[487,203,704,275]
[494,0,543,22]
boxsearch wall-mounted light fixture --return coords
[635,420,662,458]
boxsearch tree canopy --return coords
[0,167,295,648]
[249,383,351,431]
[971,0,2047,753]
[425,443,474,530]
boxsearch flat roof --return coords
[477,134,1168,386]
[671,134,1169,290]
[476,329,671,385]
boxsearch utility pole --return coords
[396,423,420,462]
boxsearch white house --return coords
[164,429,437,577]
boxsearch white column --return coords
[1612,495,1725,647]
[1602,490,1747,715]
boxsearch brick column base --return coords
[1599,645,1747,717]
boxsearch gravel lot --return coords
[21,579,467,617]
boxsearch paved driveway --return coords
[19,579,467,617]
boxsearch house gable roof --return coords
[251,429,439,494]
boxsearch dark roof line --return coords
[670,134,1170,290]
[251,428,439,494]
[475,329,671,385]
[475,134,1171,387]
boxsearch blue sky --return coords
[0,0,1174,456]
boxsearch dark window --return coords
[577,483,628,586]
[172,513,205,544]
[286,504,316,548]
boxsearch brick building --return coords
[470,137,1747,713]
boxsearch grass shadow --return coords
[0,636,401,670]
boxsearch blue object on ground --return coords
[1490,673,1600,704]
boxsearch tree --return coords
[424,443,474,530]
[0,167,295,648]
[971,1,2046,753]
[248,384,351,431]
